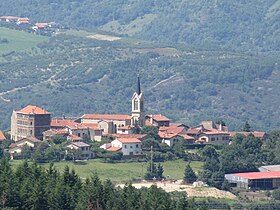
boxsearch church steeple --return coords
[137,75,141,95]
[131,75,145,127]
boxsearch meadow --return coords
[11,159,203,183]
[0,27,47,55]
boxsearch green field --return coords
[0,27,47,55]
[11,159,203,183]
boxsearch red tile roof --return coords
[80,123,102,130]
[117,138,141,143]
[51,119,77,127]
[106,134,147,139]
[147,114,170,122]
[0,16,19,19]
[0,131,6,141]
[179,134,195,140]
[158,132,178,139]
[107,147,122,152]
[68,134,82,141]
[82,114,131,120]
[187,129,201,134]
[232,172,280,180]
[229,132,266,138]
[202,131,229,135]
[159,126,185,134]
[17,105,50,115]
[18,18,29,21]
[35,23,49,28]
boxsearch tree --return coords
[141,126,159,139]
[243,121,251,132]
[272,188,280,200]
[184,164,197,183]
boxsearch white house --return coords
[101,137,142,156]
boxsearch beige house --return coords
[198,132,230,145]
[65,123,102,141]
[81,114,131,133]
[9,137,41,159]
[66,141,94,159]
[11,105,51,141]
[146,114,170,127]
[42,129,69,141]
[116,125,134,134]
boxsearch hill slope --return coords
[0,31,278,131]
[0,0,279,51]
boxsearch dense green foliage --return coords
[0,30,278,131]
[184,164,197,183]
[0,1,279,131]
[0,0,279,51]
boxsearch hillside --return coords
[0,30,279,131]
[0,0,279,51]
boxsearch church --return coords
[80,75,149,135]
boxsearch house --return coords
[259,165,280,172]
[229,132,268,140]
[0,16,19,22]
[116,125,134,134]
[105,133,148,141]
[81,114,131,133]
[199,121,228,132]
[102,137,142,156]
[16,18,29,25]
[9,137,41,159]
[65,123,102,141]
[145,114,170,127]
[11,105,51,141]
[66,141,94,159]
[159,132,181,147]
[225,172,280,190]
[0,131,6,142]
[50,118,77,129]
[67,134,82,142]
[197,131,230,145]
[42,129,69,141]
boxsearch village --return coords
[0,75,279,194]
[0,15,62,35]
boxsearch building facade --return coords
[11,105,51,141]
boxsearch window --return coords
[130,146,133,149]
[78,133,80,137]
[134,99,138,110]
[30,130,32,135]
[30,121,33,125]
[136,144,139,148]
[211,138,215,141]
[124,145,127,149]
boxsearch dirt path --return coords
[118,181,237,200]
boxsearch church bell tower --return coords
[131,75,145,127]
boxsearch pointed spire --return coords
[137,74,141,95]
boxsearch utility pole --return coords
[150,145,153,174]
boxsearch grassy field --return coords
[0,27,48,55]
[11,159,203,183]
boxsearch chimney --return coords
[219,123,222,131]
[150,115,153,124]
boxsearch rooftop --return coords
[0,131,6,141]
[147,114,170,122]
[51,119,77,127]
[69,141,90,147]
[117,138,141,143]
[107,147,122,152]
[231,171,280,180]
[17,105,50,115]
[82,114,131,120]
